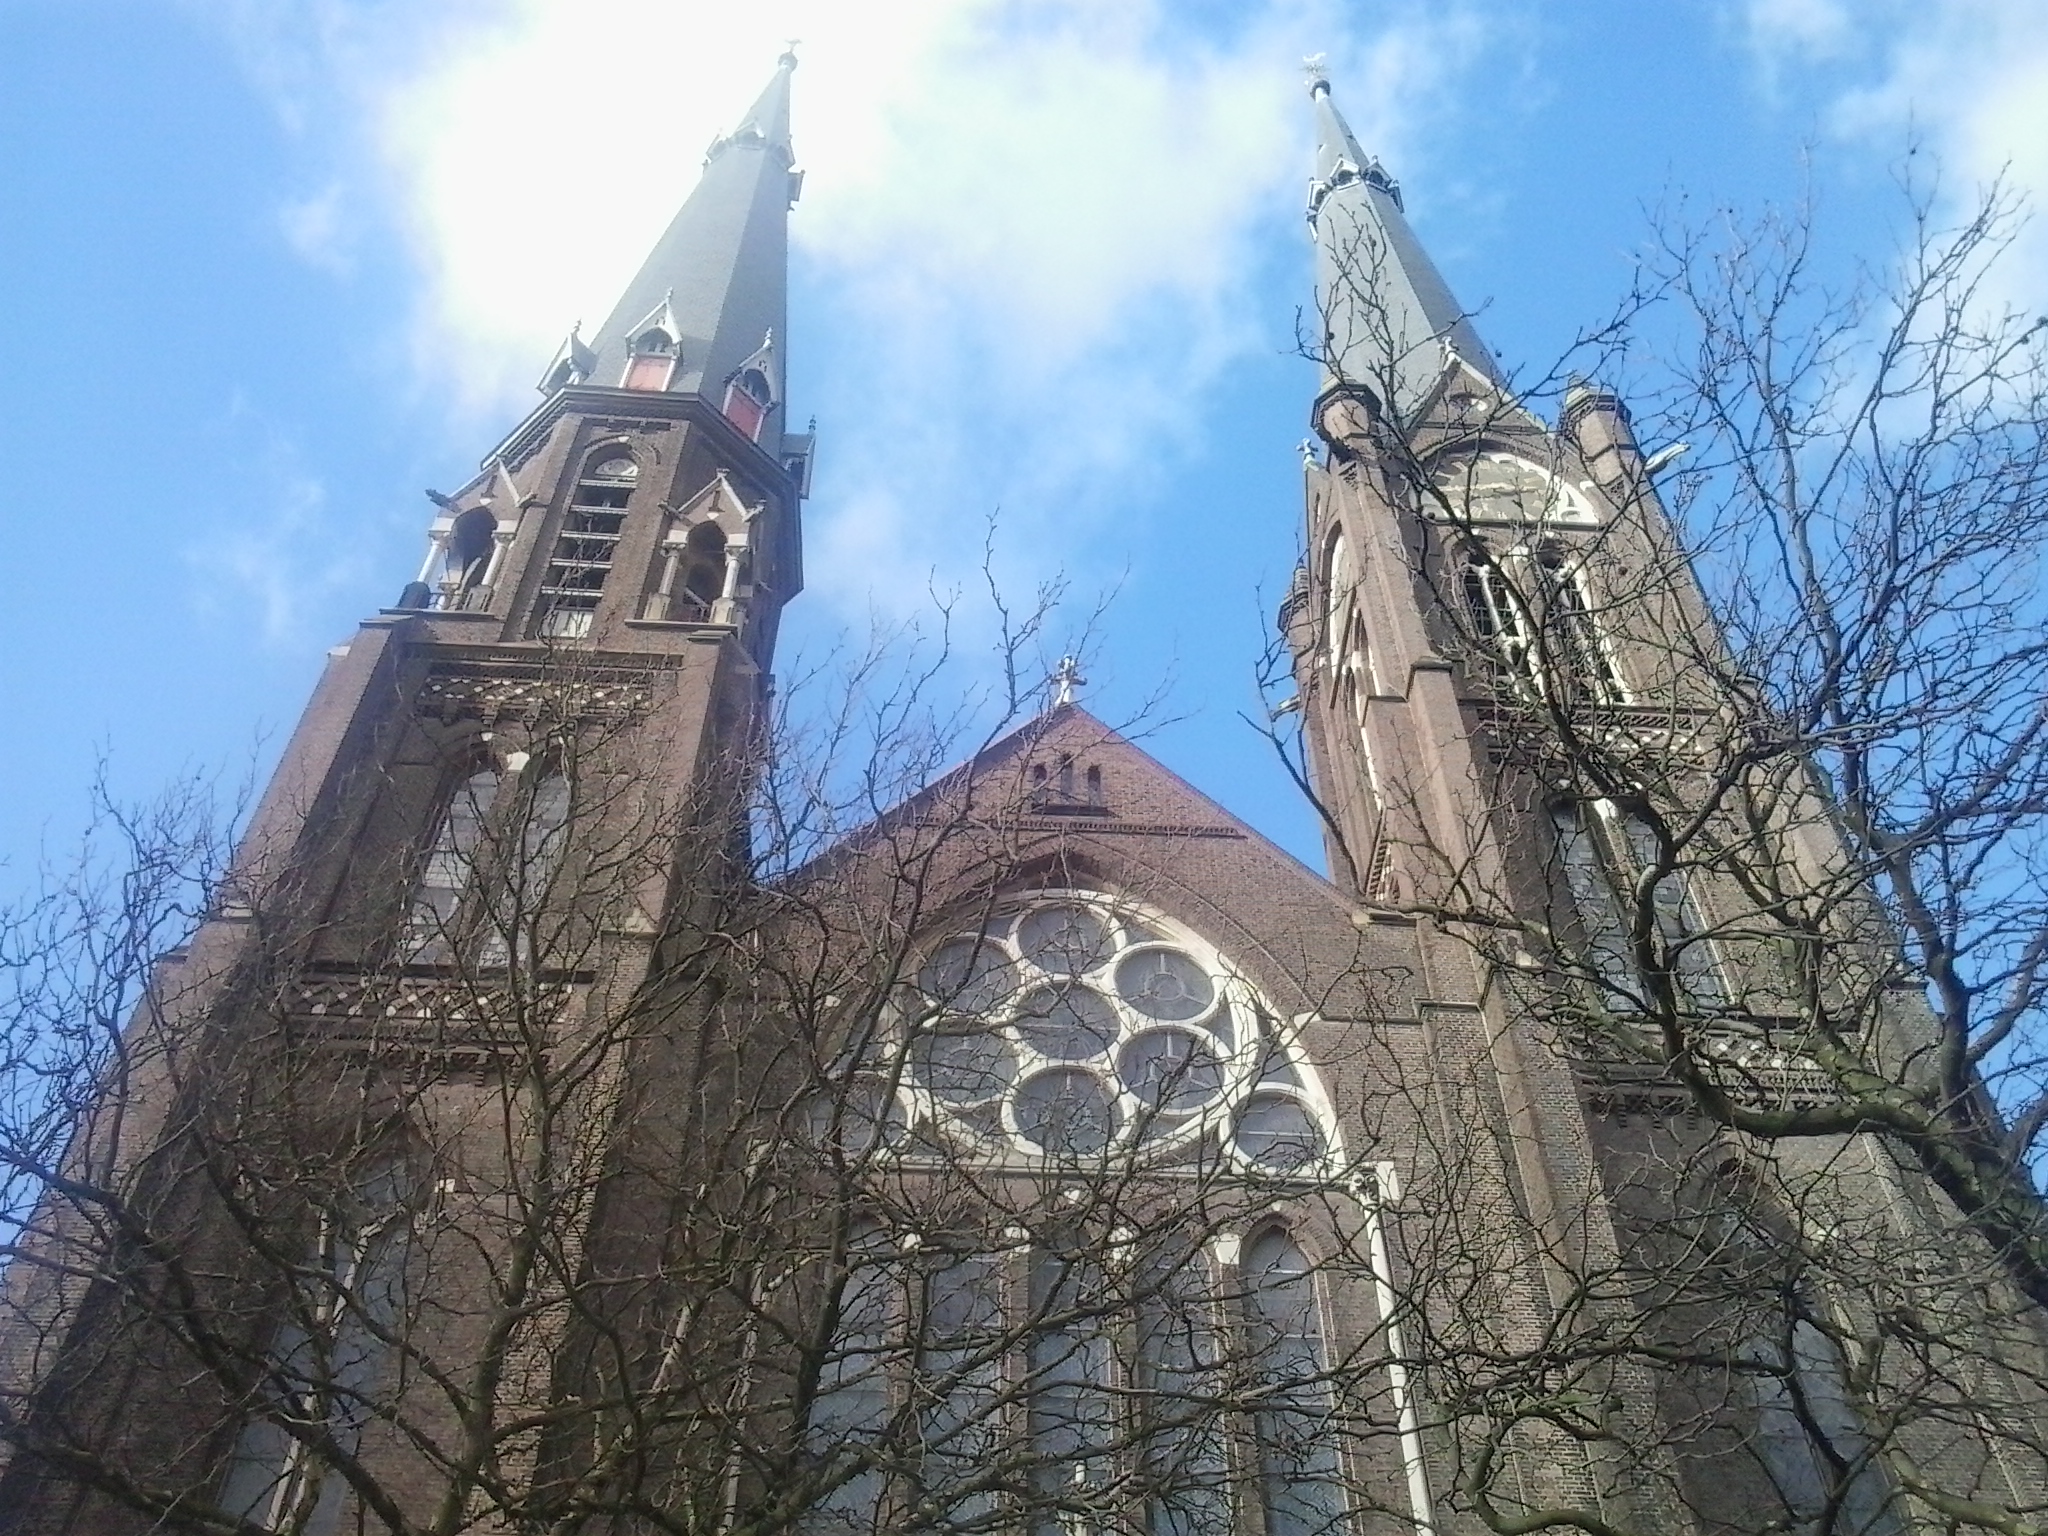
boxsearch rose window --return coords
[871,891,1337,1171]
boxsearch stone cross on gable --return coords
[1051,656,1087,707]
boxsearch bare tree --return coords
[0,598,1467,1536]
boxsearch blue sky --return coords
[2,0,2045,890]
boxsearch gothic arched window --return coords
[800,1225,895,1534]
[407,765,499,959]
[1322,530,1353,667]
[1244,1228,1346,1536]
[1745,1316,1903,1535]
[1134,1244,1229,1536]
[913,1248,1002,1527]
[1460,551,1533,683]
[1027,1248,1113,1534]
[218,1163,412,1535]
[1551,800,1725,1010]
[1534,544,1625,704]
[477,769,572,969]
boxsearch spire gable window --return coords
[623,329,677,392]
[722,332,780,442]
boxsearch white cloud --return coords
[279,182,352,273]
[186,400,374,648]
[186,0,1505,622]
[1743,0,2048,312]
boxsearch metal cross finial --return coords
[1303,52,1330,94]
[1052,656,1087,707]
[1299,437,1321,471]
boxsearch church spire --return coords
[579,49,801,406]
[1304,61,1503,428]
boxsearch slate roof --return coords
[584,52,800,407]
[1308,73,1505,429]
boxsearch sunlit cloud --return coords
[184,0,1506,623]
[1743,0,2048,311]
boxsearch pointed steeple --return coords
[1305,62,1503,429]
[581,50,800,408]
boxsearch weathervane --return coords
[1303,52,1330,94]
[1051,656,1087,707]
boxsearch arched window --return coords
[1244,1229,1346,1536]
[1461,551,1533,682]
[219,1164,411,1535]
[1322,530,1353,667]
[441,508,496,609]
[1027,1248,1112,1535]
[1134,1245,1228,1536]
[1534,545,1624,703]
[477,770,571,969]
[407,765,499,958]
[675,521,728,622]
[914,1250,1001,1527]
[1552,801,1724,1009]
[1746,1317,1902,1535]
[801,1226,895,1534]
[537,455,636,639]
[624,328,677,391]
[723,365,774,441]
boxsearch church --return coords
[1,49,2040,1536]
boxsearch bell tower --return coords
[0,53,813,1536]
[1287,61,1637,911]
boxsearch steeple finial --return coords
[577,53,799,410]
[1306,67,1505,429]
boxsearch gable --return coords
[797,706,1414,1027]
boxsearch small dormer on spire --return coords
[620,291,682,391]
[537,324,597,395]
[721,330,779,441]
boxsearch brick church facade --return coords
[1,52,2040,1536]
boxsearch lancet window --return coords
[405,761,572,967]
[1551,800,1725,1010]
[1244,1228,1347,1536]
[406,764,499,958]
[1745,1316,1902,1535]
[218,1164,411,1534]
[1459,543,1623,705]
[536,454,637,639]
[799,1221,1344,1536]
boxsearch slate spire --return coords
[581,50,800,404]
[1305,61,1503,427]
